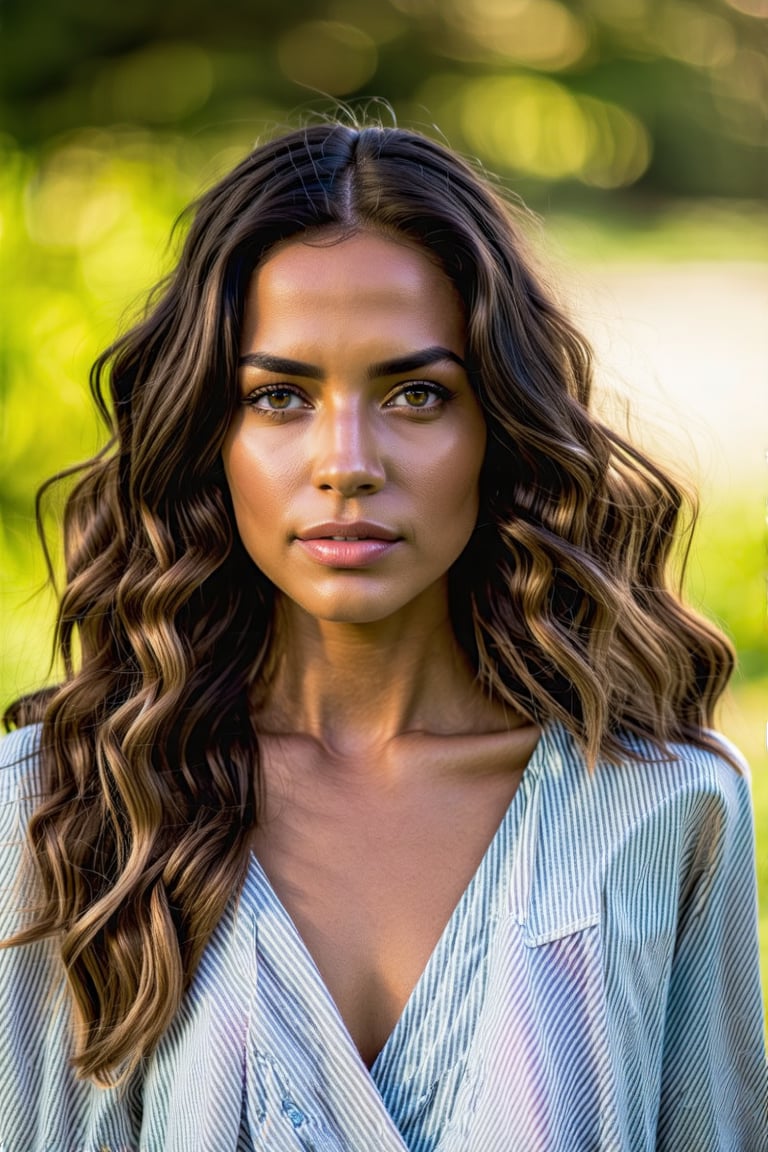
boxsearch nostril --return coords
[317,477,382,495]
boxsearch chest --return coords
[251,760,525,1067]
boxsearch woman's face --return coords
[222,230,487,626]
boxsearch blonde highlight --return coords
[4,119,736,1082]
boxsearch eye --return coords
[385,382,453,410]
[243,386,310,412]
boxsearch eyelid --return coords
[383,380,454,407]
[242,383,312,409]
[241,379,455,411]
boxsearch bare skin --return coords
[252,714,539,1069]
[223,232,540,1068]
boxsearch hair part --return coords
[3,117,735,1082]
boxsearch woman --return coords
[1,120,765,1151]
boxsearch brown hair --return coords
[4,119,734,1082]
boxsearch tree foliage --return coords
[0,0,766,198]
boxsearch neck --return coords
[257,592,510,761]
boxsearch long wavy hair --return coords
[4,120,735,1083]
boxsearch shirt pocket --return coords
[438,917,621,1152]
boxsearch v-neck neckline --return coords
[246,723,546,1077]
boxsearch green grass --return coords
[548,200,768,263]
[717,678,768,1040]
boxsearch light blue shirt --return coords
[1,721,766,1150]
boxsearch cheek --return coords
[222,436,281,553]
[223,427,300,516]
[222,437,253,520]
[422,421,486,525]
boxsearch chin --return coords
[300,597,411,626]
[282,576,447,628]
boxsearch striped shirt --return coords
[1,721,766,1150]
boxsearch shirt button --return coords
[281,1096,306,1128]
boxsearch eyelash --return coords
[241,381,455,416]
[242,386,310,415]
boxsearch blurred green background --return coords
[1,0,766,1027]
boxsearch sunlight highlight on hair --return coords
[3,118,735,1082]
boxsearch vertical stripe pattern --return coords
[1,721,766,1150]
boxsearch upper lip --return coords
[297,521,401,541]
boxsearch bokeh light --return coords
[722,0,768,16]
[420,73,651,187]
[443,0,589,71]
[21,132,196,305]
[656,2,736,69]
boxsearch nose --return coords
[310,400,386,497]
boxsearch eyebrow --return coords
[238,345,466,380]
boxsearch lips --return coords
[297,521,401,542]
[295,523,402,568]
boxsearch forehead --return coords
[241,231,466,351]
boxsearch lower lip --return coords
[297,538,400,567]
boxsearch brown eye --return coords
[404,387,430,407]
[245,387,308,412]
[266,390,294,409]
[386,382,452,411]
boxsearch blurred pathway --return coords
[571,262,767,498]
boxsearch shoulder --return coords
[0,724,44,770]
[538,720,751,839]
[519,722,754,941]
[0,724,44,808]
[0,727,46,943]
[0,724,44,783]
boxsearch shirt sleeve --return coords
[656,753,767,1150]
